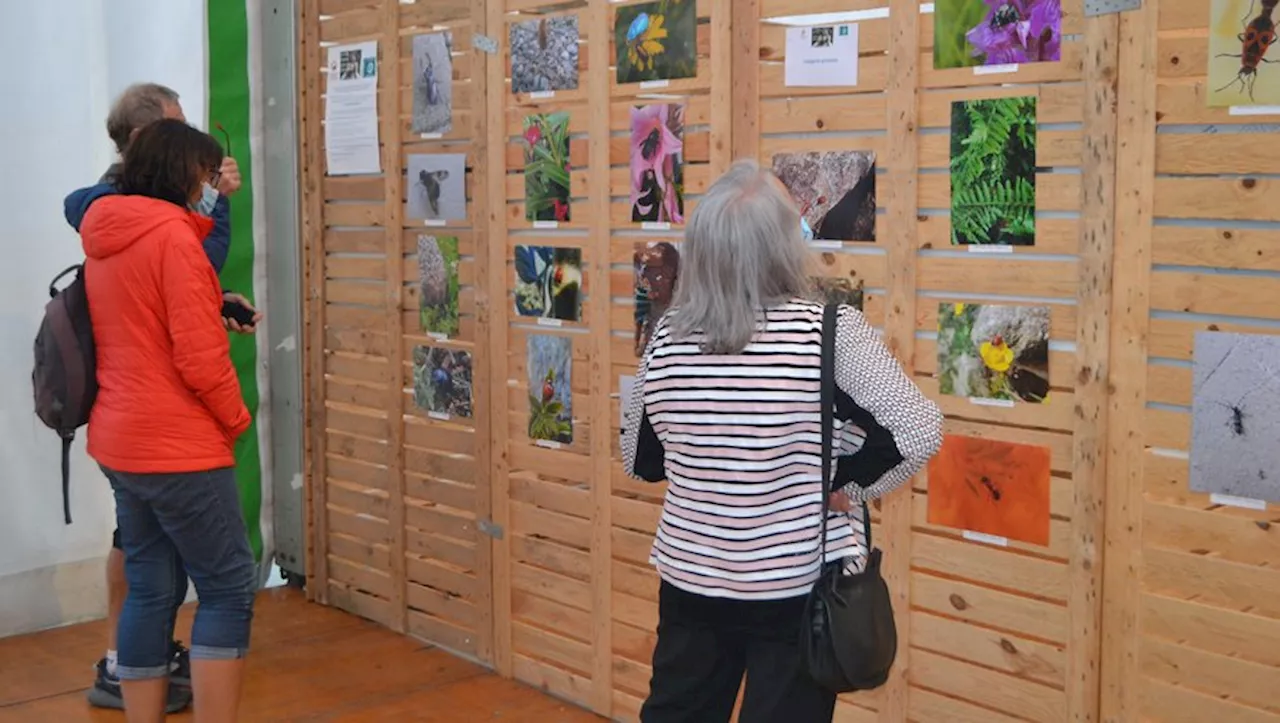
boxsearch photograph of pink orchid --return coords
[934,0,1062,70]
[630,103,685,224]
[522,112,571,223]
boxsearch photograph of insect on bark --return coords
[416,235,459,337]
[1208,0,1280,107]
[523,112,571,223]
[510,15,580,94]
[411,31,452,135]
[927,434,1051,546]
[950,96,1037,246]
[412,345,473,419]
[1189,331,1280,502]
[634,242,680,356]
[810,276,865,311]
[933,0,1062,70]
[527,335,573,444]
[630,103,686,224]
[514,245,583,322]
[772,151,876,242]
[937,302,1050,403]
[614,0,698,85]
[405,153,467,221]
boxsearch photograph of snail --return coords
[614,0,698,84]
[527,335,574,445]
[416,235,459,338]
[411,31,452,136]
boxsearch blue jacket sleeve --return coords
[204,195,232,274]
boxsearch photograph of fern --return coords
[949,95,1037,246]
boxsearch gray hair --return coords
[669,159,812,354]
[106,83,181,153]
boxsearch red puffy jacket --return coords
[80,195,250,473]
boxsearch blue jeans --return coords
[104,466,257,681]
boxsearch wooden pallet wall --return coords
[298,0,1280,721]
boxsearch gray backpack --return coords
[32,264,98,524]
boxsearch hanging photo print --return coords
[1189,331,1280,502]
[927,434,1052,546]
[784,24,860,87]
[773,151,876,242]
[510,15,581,94]
[633,242,681,356]
[406,153,467,222]
[933,0,1062,70]
[950,96,1037,246]
[614,0,698,85]
[523,112,572,222]
[630,103,686,224]
[411,32,452,135]
[1208,0,1280,107]
[527,335,574,444]
[417,235,460,337]
[514,245,583,322]
[412,345,474,419]
[937,302,1050,403]
[811,277,865,311]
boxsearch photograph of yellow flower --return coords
[614,0,697,85]
[937,302,1049,403]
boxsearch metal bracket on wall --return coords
[1083,0,1141,16]
[478,518,505,540]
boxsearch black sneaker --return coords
[169,641,192,688]
[86,658,192,713]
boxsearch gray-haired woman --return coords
[621,160,943,723]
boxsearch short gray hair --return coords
[106,83,181,153]
[669,159,812,354]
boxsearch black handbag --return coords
[799,304,898,693]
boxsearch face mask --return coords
[800,217,814,242]
[192,182,219,216]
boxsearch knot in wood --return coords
[999,638,1018,654]
[948,594,968,611]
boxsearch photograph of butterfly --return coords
[405,153,467,222]
[510,15,581,94]
[412,31,452,136]
[614,0,698,85]
[927,434,1051,546]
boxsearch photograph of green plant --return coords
[523,112,571,222]
[527,334,573,444]
[417,235,459,337]
[614,0,697,85]
[937,302,1050,403]
[934,0,1062,70]
[949,95,1037,246]
[412,345,473,418]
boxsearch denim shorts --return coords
[104,466,257,680]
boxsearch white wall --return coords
[0,0,206,637]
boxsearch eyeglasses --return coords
[215,122,232,158]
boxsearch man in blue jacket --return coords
[68,82,260,714]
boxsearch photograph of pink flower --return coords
[630,103,685,224]
[934,0,1062,70]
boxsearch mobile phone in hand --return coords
[221,299,257,326]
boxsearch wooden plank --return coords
[1141,592,1280,668]
[910,649,1066,723]
[1141,547,1280,620]
[911,534,1068,602]
[732,0,760,157]
[878,1,921,719]
[910,611,1066,688]
[1139,677,1278,723]
[911,572,1068,644]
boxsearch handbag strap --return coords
[819,304,873,565]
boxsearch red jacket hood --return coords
[79,196,215,260]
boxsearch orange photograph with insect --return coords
[1209,0,1280,107]
[927,434,1051,546]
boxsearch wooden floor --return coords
[0,587,605,722]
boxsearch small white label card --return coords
[535,439,563,450]
[530,90,556,100]
[536,317,563,328]
[810,240,843,250]
[532,220,559,229]
[427,332,449,341]
[1229,105,1280,116]
[420,132,443,140]
[967,244,1014,254]
[641,221,671,231]
[974,64,1019,75]
[970,397,1017,408]
[639,79,670,89]
[963,530,1009,547]
[428,411,450,421]
[1210,493,1267,510]
[785,24,860,88]
[424,219,447,227]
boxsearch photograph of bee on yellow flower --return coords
[614,0,697,85]
[937,302,1050,403]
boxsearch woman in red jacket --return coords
[78,118,255,723]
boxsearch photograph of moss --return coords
[949,95,1037,246]
[614,0,698,85]
[416,235,459,337]
[934,0,1062,70]
[523,112,571,222]
[937,302,1050,403]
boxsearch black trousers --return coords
[640,581,836,723]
